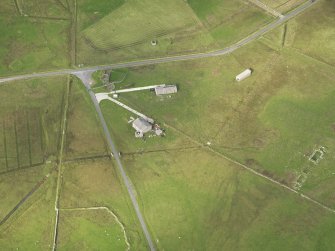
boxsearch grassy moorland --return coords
[101,0,335,187]
[0,170,57,250]
[76,0,272,66]
[0,77,66,249]
[1,0,335,250]
[0,1,71,76]
[120,146,335,250]
[260,0,307,13]
[0,77,67,172]
[106,40,335,198]
[0,164,52,221]
[93,3,335,249]
[57,209,129,251]
[64,77,107,160]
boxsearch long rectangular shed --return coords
[155,85,178,95]
[236,69,252,81]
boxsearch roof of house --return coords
[132,118,152,133]
[155,85,178,95]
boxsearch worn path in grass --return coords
[0,0,319,84]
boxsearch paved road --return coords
[0,0,318,84]
[84,83,156,251]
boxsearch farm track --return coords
[0,161,45,176]
[0,166,55,227]
[122,146,202,156]
[287,47,335,69]
[52,77,70,251]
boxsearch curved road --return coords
[0,1,319,250]
[0,0,318,84]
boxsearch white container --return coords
[236,69,252,82]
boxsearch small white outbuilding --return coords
[236,69,252,82]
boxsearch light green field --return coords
[17,0,70,18]
[109,42,335,201]
[83,0,200,50]
[0,171,57,250]
[58,209,128,251]
[59,159,148,250]
[76,0,271,66]
[259,0,307,13]
[0,0,16,14]
[0,77,67,172]
[286,0,335,65]
[64,77,107,160]
[0,1,71,76]
[187,0,272,46]
[0,164,51,220]
[61,2,335,249]
[1,0,335,250]
[120,146,335,250]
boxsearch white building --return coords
[236,69,252,82]
[155,85,178,95]
[132,118,152,137]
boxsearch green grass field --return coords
[260,0,307,13]
[0,77,66,250]
[0,170,57,250]
[0,164,51,220]
[58,209,129,251]
[76,0,272,66]
[92,3,335,249]
[108,40,335,200]
[64,77,107,160]
[1,0,335,250]
[59,159,148,250]
[121,147,335,250]
[0,1,71,76]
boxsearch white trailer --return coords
[236,69,252,82]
